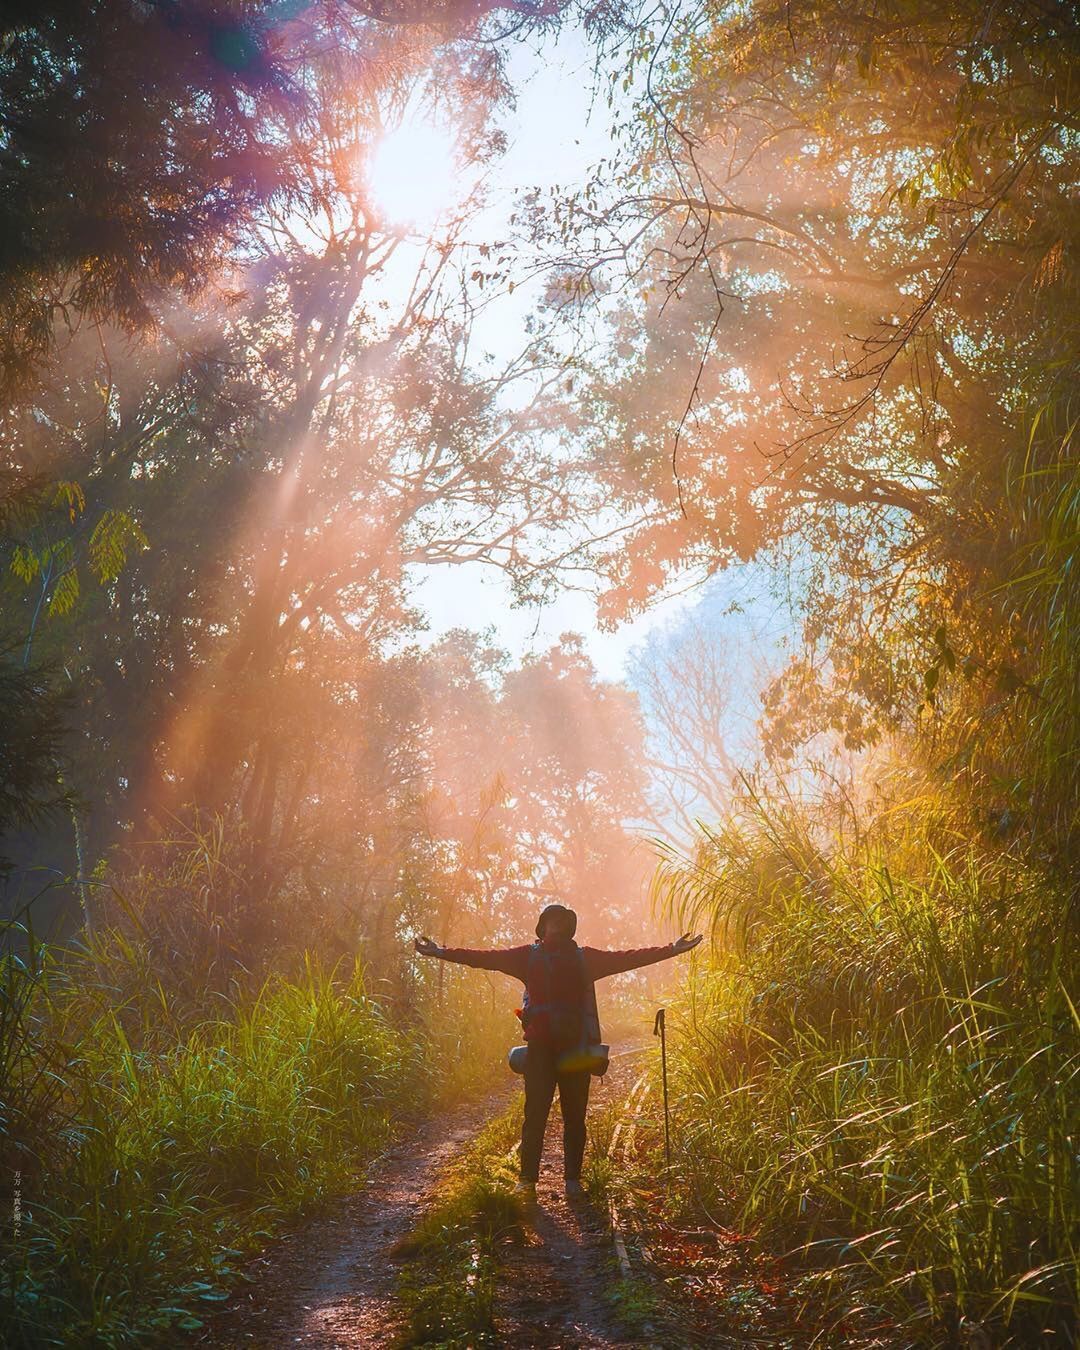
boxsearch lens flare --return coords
[368,119,458,228]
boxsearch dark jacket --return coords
[435,934,676,1047]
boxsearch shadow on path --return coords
[488,1049,706,1350]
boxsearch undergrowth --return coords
[652,783,1079,1345]
[582,1097,622,1205]
[0,905,506,1348]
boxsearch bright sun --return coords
[368,119,458,229]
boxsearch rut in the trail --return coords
[196,1052,681,1349]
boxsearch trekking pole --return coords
[653,1007,671,1171]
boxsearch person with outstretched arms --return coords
[414,903,702,1197]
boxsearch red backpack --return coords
[518,943,606,1074]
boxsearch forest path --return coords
[195,1087,513,1348]
[486,1047,656,1348]
[195,1048,684,1348]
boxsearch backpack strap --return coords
[576,947,602,1046]
[521,942,550,1027]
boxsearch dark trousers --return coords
[519,1040,591,1182]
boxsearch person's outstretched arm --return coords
[584,932,703,980]
[413,936,529,981]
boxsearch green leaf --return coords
[52,479,86,522]
[88,509,149,584]
[48,569,79,616]
[10,543,40,582]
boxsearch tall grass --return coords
[653,784,1079,1343]
[1001,387,1080,853]
[0,903,492,1347]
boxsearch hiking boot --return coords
[564,1178,584,1198]
[514,1179,537,1199]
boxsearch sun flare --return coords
[368,119,458,228]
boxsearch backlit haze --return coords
[377,32,787,686]
[358,30,793,853]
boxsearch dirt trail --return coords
[490,1051,653,1348]
[197,1050,679,1349]
[195,1090,512,1348]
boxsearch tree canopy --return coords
[540,0,1079,843]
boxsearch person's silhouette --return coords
[414,903,702,1195]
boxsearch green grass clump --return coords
[394,1099,524,1346]
[0,934,424,1347]
[581,1097,622,1205]
[654,787,1079,1344]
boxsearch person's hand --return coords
[414,935,443,958]
[672,932,703,955]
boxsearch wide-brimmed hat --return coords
[536,903,577,938]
